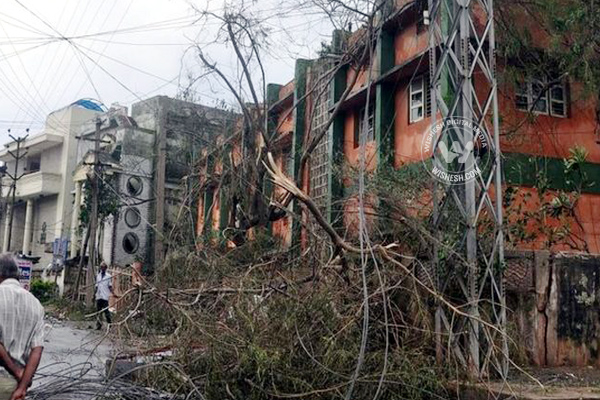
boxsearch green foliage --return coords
[564,145,595,191]
[79,174,120,225]
[45,296,90,321]
[497,0,600,96]
[30,280,57,303]
[123,237,448,399]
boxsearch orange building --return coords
[194,1,600,367]
[196,2,600,254]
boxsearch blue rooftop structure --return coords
[70,98,107,112]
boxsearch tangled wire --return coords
[29,361,195,400]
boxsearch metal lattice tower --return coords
[427,0,508,377]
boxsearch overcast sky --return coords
[0,0,335,142]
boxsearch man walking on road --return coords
[95,262,114,330]
[0,254,45,400]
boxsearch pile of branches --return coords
[113,230,449,400]
[109,158,524,399]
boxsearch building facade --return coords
[72,96,234,271]
[0,101,104,290]
[0,95,233,295]
[197,1,600,253]
[194,1,600,367]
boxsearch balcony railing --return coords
[1,171,62,199]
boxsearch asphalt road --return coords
[30,321,112,399]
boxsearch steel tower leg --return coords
[428,0,508,378]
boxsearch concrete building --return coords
[195,1,600,367]
[0,100,104,291]
[0,96,232,295]
[72,105,151,269]
[71,96,234,271]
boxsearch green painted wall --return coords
[290,59,312,246]
[331,64,348,229]
[376,29,396,169]
[504,153,600,194]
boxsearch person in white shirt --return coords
[0,254,44,400]
[94,262,114,330]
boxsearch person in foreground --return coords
[0,254,45,400]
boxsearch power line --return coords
[68,0,134,104]
[0,19,60,124]
[0,10,55,37]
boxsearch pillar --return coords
[23,199,33,255]
[290,59,311,247]
[330,62,348,230]
[70,181,83,257]
[375,28,395,169]
[2,203,11,252]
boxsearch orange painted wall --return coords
[271,151,293,246]
[393,82,433,167]
[197,194,205,239]
[506,187,600,254]
[394,21,427,65]
[576,194,600,253]
[343,194,378,237]
[279,80,294,100]
[347,66,369,95]
[499,81,600,162]
[342,4,600,255]
[274,80,295,138]
[211,189,220,232]
[196,160,208,237]
[214,158,223,176]
[277,108,294,136]
[196,1,600,254]
[343,111,378,172]
[269,82,295,246]
[496,2,555,50]
[232,140,242,168]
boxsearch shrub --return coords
[30,280,58,303]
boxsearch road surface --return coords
[30,320,112,399]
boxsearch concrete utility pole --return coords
[4,131,29,253]
[428,0,508,378]
[154,99,166,266]
[86,118,102,307]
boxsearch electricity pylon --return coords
[427,0,508,378]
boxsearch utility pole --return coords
[85,118,102,307]
[0,162,7,244]
[4,130,29,253]
[154,99,166,266]
[428,0,508,378]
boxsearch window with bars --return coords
[409,74,432,124]
[354,105,374,148]
[515,79,568,118]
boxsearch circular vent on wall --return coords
[126,176,143,196]
[124,208,141,228]
[123,232,139,254]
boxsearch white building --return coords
[0,96,233,296]
[0,100,104,292]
